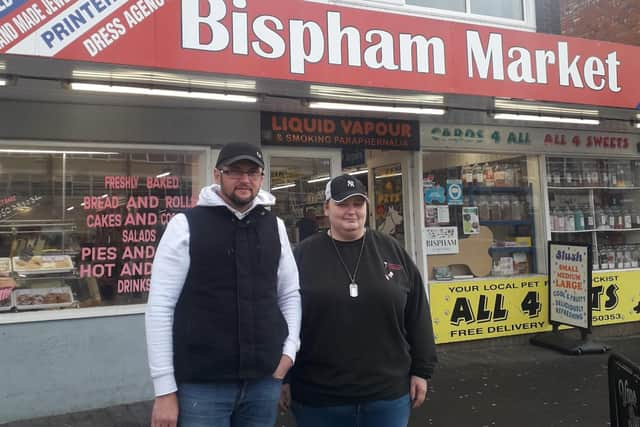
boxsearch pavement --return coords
[3,332,640,427]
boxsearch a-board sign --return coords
[608,353,640,426]
[548,242,592,330]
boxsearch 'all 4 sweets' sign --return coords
[0,0,639,109]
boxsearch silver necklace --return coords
[329,231,366,298]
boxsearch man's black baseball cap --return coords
[325,174,369,203]
[215,142,264,169]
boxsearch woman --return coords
[281,174,437,427]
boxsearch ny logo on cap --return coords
[256,152,262,159]
[347,180,355,188]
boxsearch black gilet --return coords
[173,205,286,383]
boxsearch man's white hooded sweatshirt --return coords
[145,184,301,397]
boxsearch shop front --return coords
[261,111,422,255]
[420,124,640,344]
[2,0,640,422]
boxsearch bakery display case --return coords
[0,220,81,313]
[546,157,640,271]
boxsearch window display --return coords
[0,148,206,314]
[423,153,539,280]
[546,157,640,271]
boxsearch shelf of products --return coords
[424,154,537,279]
[0,221,81,312]
[546,157,640,271]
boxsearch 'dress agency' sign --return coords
[0,0,639,109]
[261,112,419,151]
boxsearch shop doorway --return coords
[264,147,418,258]
[263,148,341,245]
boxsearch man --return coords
[146,142,301,427]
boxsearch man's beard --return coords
[227,188,256,208]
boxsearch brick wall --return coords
[559,0,640,45]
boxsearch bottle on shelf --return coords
[599,161,610,187]
[598,246,609,270]
[623,246,632,269]
[616,162,627,187]
[596,206,607,229]
[615,205,624,230]
[624,206,633,229]
[565,161,575,186]
[609,161,619,187]
[472,163,484,186]
[554,206,565,231]
[606,247,615,270]
[564,205,575,232]
[633,209,640,228]
[584,206,595,230]
[574,206,585,231]
[551,162,562,186]
[483,163,495,187]
[616,247,624,269]
[494,163,505,187]
[633,160,640,187]
[632,245,640,268]
[593,248,600,271]
[607,207,616,230]
[504,163,515,187]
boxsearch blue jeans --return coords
[291,394,411,427]
[177,378,282,427]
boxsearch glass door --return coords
[264,148,341,245]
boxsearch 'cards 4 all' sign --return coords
[1,0,639,109]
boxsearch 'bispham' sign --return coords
[0,0,638,109]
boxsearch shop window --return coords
[423,152,541,281]
[269,156,333,245]
[469,0,524,20]
[546,157,640,272]
[405,0,465,12]
[0,148,206,315]
[332,0,533,29]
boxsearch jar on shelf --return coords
[494,163,506,187]
[461,165,473,186]
[483,163,495,187]
[511,197,522,221]
[478,195,490,220]
[500,195,511,220]
[489,195,502,220]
